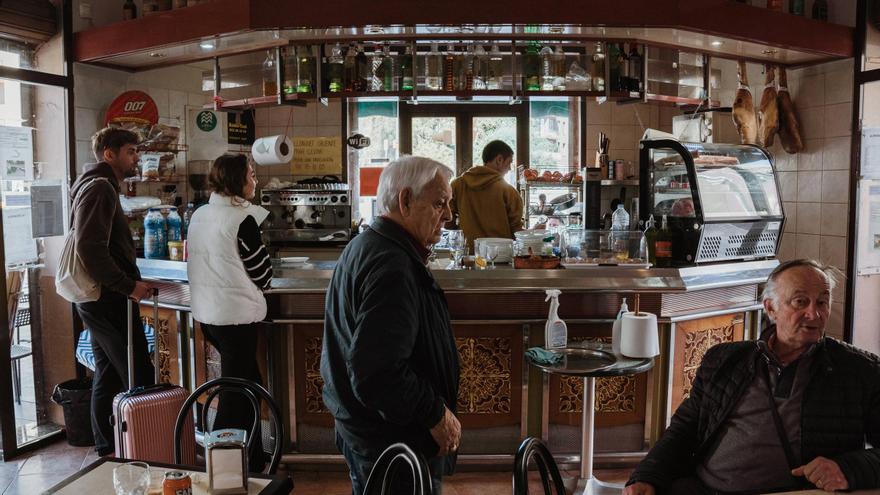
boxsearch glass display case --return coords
[639,139,784,265]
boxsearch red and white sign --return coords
[104,90,159,126]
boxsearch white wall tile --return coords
[586,100,611,125]
[799,106,825,140]
[774,150,796,172]
[821,170,850,204]
[254,109,269,128]
[316,125,342,137]
[610,125,636,151]
[824,102,853,138]
[188,92,208,107]
[268,106,294,127]
[819,203,848,236]
[778,171,798,203]
[586,125,604,151]
[783,202,796,233]
[316,99,342,126]
[797,141,823,171]
[611,103,637,126]
[820,235,847,270]
[75,139,93,170]
[796,202,821,234]
[793,74,824,108]
[795,233,821,260]
[825,70,854,105]
[797,171,822,202]
[167,91,188,122]
[291,126,317,137]
[778,232,796,261]
[822,136,851,170]
[126,85,169,119]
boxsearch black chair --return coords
[363,443,433,495]
[513,437,566,495]
[173,377,283,474]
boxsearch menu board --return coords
[291,136,342,175]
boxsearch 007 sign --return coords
[104,90,159,126]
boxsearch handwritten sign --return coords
[292,137,342,175]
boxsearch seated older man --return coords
[321,156,461,495]
[625,259,880,495]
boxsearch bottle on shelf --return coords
[399,45,414,91]
[182,202,195,240]
[789,0,804,15]
[591,42,606,92]
[295,45,313,93]
[540,44,554,91]
[123,0,137,20]
[425,43,443,91]
[487,44,504,90]
[766,0,783,11]
[370,43,384,91]
[380,44,395,91]
[166,208,182,243]
[611,203,630,261]
[472,44,488,90]
[144,208,167,259]
[444,44,457,91]
[344,43,358,91]
[628,44,643,92]
[523,41,541,91]
[282,46,297,95]
[619,43,631,92]
[463,44,475,91]
[607,43,621,93]
[261,50,277,97]
[354,44,369,92]
[552,45,566,90]
[643,214,657,265]
[811,0,828,20]
[654,214,672,268]
[327,43,344,93]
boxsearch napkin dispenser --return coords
[206,428,248,494]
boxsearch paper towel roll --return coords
[620,311,659,358]
[251,135,293,166]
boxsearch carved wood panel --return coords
[548,325,648,428]
[292,324,523,429]
[670,313,745,413]
[139,305,177,385]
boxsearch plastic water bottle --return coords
[144,208,167,259]
[182,203,195,240]
[611,204,630,260]
[166,208,182,242]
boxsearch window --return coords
[529,99,570,171]
[349,101,399,223]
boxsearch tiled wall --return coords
[251,100,345,186]
[772,59,854,339]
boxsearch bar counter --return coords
[136,257,775,467]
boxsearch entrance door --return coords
[400,103,529,178]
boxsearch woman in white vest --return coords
[186,153,272,472]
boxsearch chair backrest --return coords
[513,437,566,495]
[173,377,283,474]
[363,443,433,495]
[6,270,22,337]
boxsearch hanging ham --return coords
[733,60,759,145]
[777,66,805,154]
[758,64,779,147]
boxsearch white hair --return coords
[762,259,840,319]
[376,156,453,216]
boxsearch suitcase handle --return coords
[127,288,160,391]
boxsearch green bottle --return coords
[400,45,413,91]
[789,0,804,15]
[523,41,541,91]
[644,214,658,264]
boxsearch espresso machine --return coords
[260,182,352,250]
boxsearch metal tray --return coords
[528,347,616,376]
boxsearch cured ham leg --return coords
[777,66,805,154]
[758,64,779,147]
[733,61,759,145]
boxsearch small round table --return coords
[526,342,654,495]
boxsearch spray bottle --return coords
[612,298,629,355]
[544,289,568,349]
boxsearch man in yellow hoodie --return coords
[450,140,524,250]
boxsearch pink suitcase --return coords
[112,290,197,465]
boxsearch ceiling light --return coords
[762,49,778,55]
[710,40,723,47]
[199,40,216,50]
[148,52,166,58]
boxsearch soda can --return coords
[163,471,192,495]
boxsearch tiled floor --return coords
[0,438,632,494]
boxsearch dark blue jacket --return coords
[628,336,880,492]
[320,217,460,471]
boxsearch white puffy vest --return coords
[186,193,270,325]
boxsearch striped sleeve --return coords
[236,215,272,290]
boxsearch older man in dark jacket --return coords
[321,156,461,495]
[626,259,880,495]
